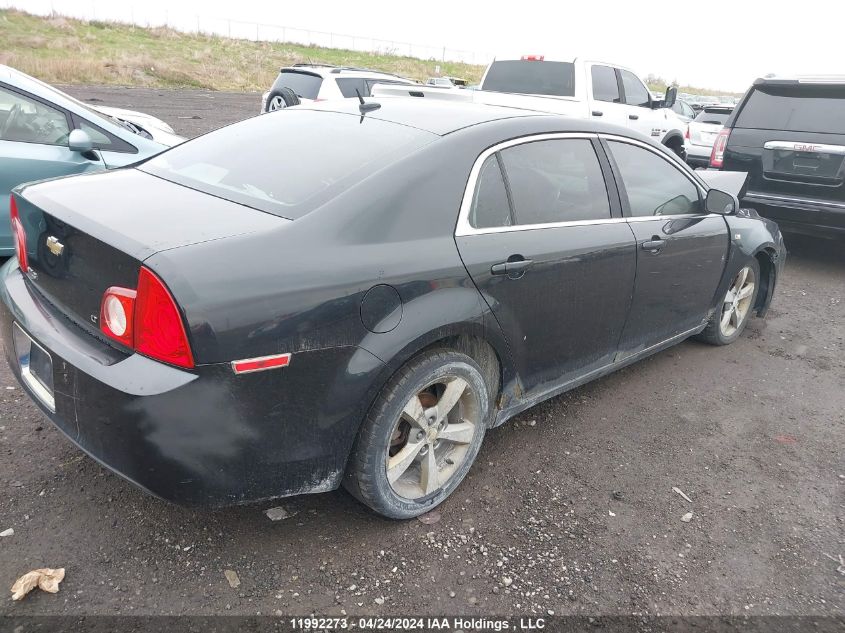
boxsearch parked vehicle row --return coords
[373,55,689,160]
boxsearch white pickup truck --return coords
[372,55,687,159]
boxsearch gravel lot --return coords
[0,86,843,618]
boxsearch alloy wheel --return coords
[268,96,286,111]
[720,265,755,337]
[386,375,480,500]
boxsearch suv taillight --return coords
[9,196,28,273]
[99,266,194,369]
[710,127,731,168]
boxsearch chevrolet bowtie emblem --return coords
[46,236,64,256]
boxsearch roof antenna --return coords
[356,89,381,114]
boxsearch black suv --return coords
[712,76,845,238]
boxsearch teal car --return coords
[0,65,183,256]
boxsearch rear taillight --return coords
[9,196,28,272]
[710,127,731,168]
[684,125,690,140]
[100,287,137,347]
[99,267,194,369]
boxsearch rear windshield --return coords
[273,71,323,100]
[140,110,435,219]
[736,85,845,134]
[694,108,732,124]
[482,60,575,97]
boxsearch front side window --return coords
[608,141,701,216]
[591,65,621,103]
[336,78,368,98]
[498,139,611,225]
[0,86,69,145]
[620,70,651,107]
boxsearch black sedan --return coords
[1,99,785,518]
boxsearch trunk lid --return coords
[14,168,285,338]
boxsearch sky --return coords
[5,0,845,93]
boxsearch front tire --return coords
[697,259,760,345]
[344,349,490,519]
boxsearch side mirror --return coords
[663,86,678,109]
[68,129,94,153]
[705,188,738,215]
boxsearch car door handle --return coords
[641,238,665,251]
[591,110,603,117]
[628,114,639,120]
[491,259,533,276]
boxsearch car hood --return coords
[93,105,185,146]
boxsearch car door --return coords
[587,64,630,127]
[0,85,104,254]
[618,69,660,138]
[602,138,729,358]
[455,135,637,396]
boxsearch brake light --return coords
[9,196,28,272]
[710,127,731,168]
[98,267,194,369]
[521,55,545,61]
[684,125,690,140]
[134,267,194,369]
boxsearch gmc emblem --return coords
[795,144,820,152]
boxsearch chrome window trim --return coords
[455,132,716,237]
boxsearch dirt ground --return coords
[0,87,843,618]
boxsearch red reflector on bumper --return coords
[231,353,291,375]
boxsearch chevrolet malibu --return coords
[0,99,785,519]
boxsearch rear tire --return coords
[266,87,300,111]
[344,349,490,519]
[697,258,760,346]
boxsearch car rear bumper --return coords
[743,192,845,238]
[0,260,384,506]
[684,143,712,167]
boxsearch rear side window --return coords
[498,139,611,225]
[591,65,620,103]
[482,60,575,97]
[608,141,701,216]
[140,110,435,219]
[469,156,513,229]
[736,85,845,134]
[336,78,368,98]
[274,71,323,100]
[620,70,650,107]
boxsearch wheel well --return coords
[420,334,502,414]
[753,249,776,315]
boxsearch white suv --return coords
[261,64,416,112]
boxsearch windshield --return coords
[694,108,732,125]
[482,60,575,97]
[140,109,436,219]
[736,85,845,134]
[274,71,323,100]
